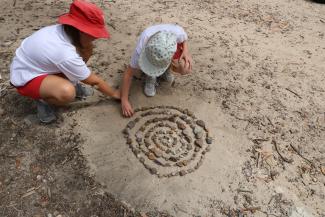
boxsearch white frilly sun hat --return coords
[138,31,177,77]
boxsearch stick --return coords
[290,144,315,167]
[272,140,293,163]
[13,0,17,6]
[285,88,302,99]
[241,207,261,212]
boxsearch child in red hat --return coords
[10,0,119,123]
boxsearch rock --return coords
[196,120,205,127]
[136,137,142,143]
[126,138,132,145]
[182,129,191,137]
[177,122,186,130]
[187,143,193,150]
[149,167,158,175]
[127,121,135,129]
[193,126,202,134]
[179,170,187,176]
[148,153,156,160]
[195,139,203,148]
[206,137,213,144]
[0,108,4,116]
[152,148,163,158]
[185,136,192,143]
[139,157,145,163]
[195,131,203,139]
[122,128,130,135]
[194,146,200,152]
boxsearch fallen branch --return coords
[272,140,293,163]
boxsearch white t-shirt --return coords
[10,24,91,86]
[130,24,188,69]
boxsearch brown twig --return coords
[241,206,261,212]
[290,144,315,167]
[272,140,293,163]
[285,88,302,99]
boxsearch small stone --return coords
[206,137,213,144]
[0,108,4,116]
[182,129,191,137]
[152,148,163,158]
[187,143,193,150]
[195,139,203,148]
[193,127,201,134]
[195,131,203,139]
[36,175,42,181]
[180,115,187,120]
[194,146,200,152]
[135,131,143,139]
[148,153,156,160]
[122,128,130,135]
[126,138,132,145]
[127,121,136,129]
[169,156,178,162]
[139,157,145,163]
[177,122,186,130]
[196,120,205,127]
[206,146,211,152]
[179,170,186,176]
[185,136,192,143]
[134,117,140,122]
[136,137,142,143]
[149,167,158,175]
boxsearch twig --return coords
[290,144,315,167]
[241,206,261,212]
[272,140,293,163]
[237,188,253,194]
[13,0,17,7]
[285,88,302,99]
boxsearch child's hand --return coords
[180,51,193,72]
[121,99,134,117]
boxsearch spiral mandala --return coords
[122,106,213,178]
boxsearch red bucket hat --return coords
[58,0,109,38]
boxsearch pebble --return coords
[206,137,213,144]
[126,138,132,145]
[36,175,42,181]
[179,170,187,176]
[122,128,130,135]
[149,167,158,175]
[193,126,201,134]
[127,121,136,129]
[139,157,145,163]
[182,129,191,137]
[177,122,186,130]
[185,136,192,143]
[196,120,205,127]
[187,143,193,150]
[0,108,4,116]
[195,131,203,139]
[152,148,163,158]
[148,153,156,160]
[195,139,203,148]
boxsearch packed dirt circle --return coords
[0,0,324,217]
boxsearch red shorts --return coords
[16,74,48,100]
[173,43,183,60]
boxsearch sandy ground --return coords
[0,0,324,217]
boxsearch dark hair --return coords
[63,24,82,48]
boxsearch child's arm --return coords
[121,66,135,117]
[82,72,120,99]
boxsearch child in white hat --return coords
[120,24,193,117]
